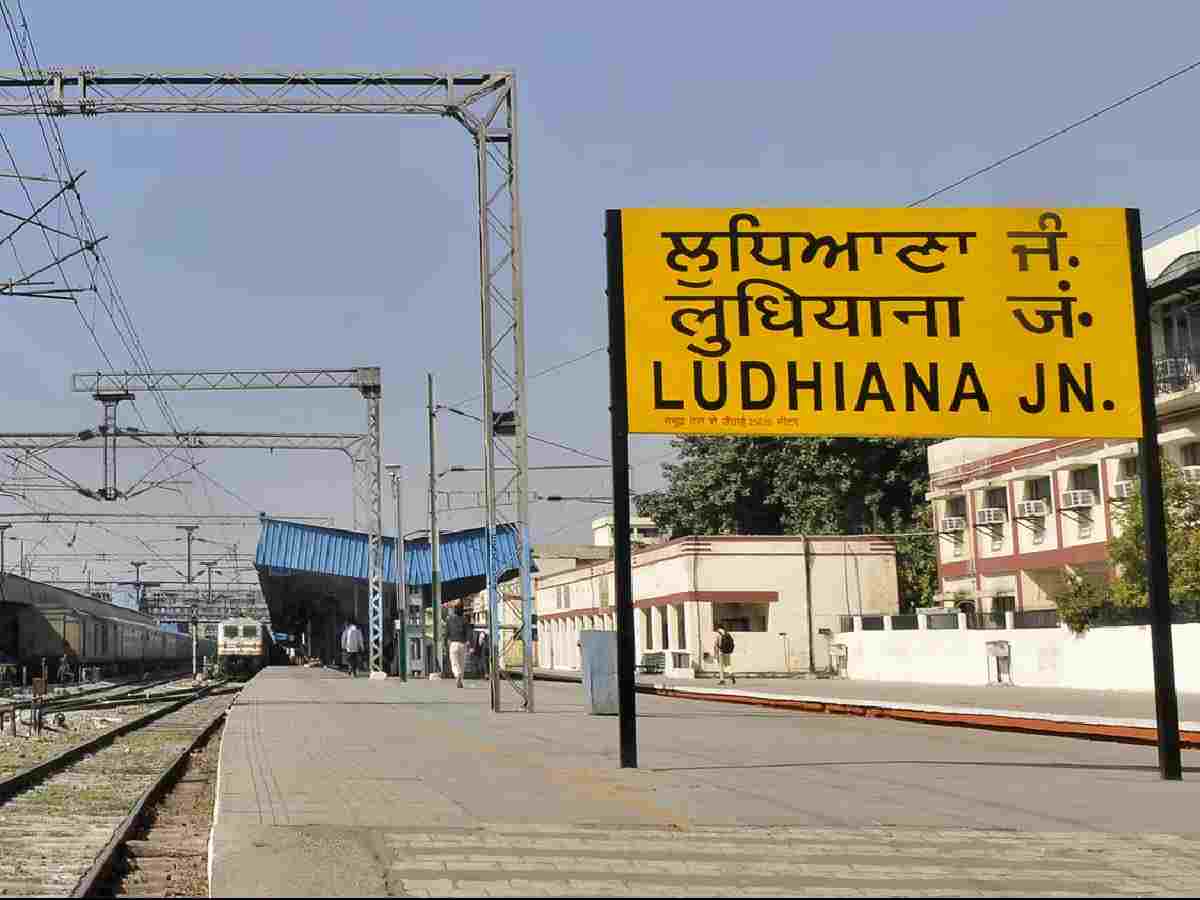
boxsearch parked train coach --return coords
[0,573,214,683]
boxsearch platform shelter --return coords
[254,517,526,669]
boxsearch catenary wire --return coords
[909,55,1200,207]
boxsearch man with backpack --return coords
[713,625,736,685]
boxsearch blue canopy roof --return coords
[254,516,527,587]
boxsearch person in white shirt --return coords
[342,621,365,677]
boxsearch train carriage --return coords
[0,573,214,682]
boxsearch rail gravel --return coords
[0,687,237,897]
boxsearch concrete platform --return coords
[211,667,1200,897]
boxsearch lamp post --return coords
[385,464,407,682]
[779,632,790,673]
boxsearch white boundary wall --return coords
[840,622,1200,691]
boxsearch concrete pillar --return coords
[666,604,680,650]
[852,615,863,632]
[651,606,664,650]
[1005,610,1016,630]
[917,613,928,631]
[883,615,894,631]
[957,612,968,630]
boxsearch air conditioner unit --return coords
[1113,480,1137,499]
[975,507,1007,525]
[940,516,967,532]
[1183,466,1200,483]
[1061,490,1096,509]
[1016,499,1048,517]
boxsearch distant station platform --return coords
[573,672,1200,747]
[211,666,1200,897]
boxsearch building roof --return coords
[254,516,528,587]
[534,543,613,561]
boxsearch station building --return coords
[927,225,1200,613]
[534,534,899,675]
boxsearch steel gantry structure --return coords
[0,429,368,512]
[67,366,387,674]
[0,70,535,707]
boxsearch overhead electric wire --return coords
[0,4,260,534]
[440,404,608,463]
[1143,206,1200,241]
[447,345,607,408]
[909,55,1200,207]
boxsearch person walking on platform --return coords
[714,625,736,685]
[342,620,365,678]
[446,602,469,688]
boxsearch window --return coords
[1069,466,1100,494]
[713,602,769,632]
[598,577,610,607]
[242,625,259,638]
[223,625,239,638]
[984,487,1007,511]
[1118,457,1138,480]
[1183,443,1200,467]
[1025,476,1051,503]
[946,496,967,518]
[643,609,652,649]
[993,594,1016,614]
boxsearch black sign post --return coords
[605,209,639,769]
[1127,208,1183,781]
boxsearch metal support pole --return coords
[176,526,197,589]
[1127,208,1182,780]
[362,377,384,676]
[428,373,442,678]
[605,209,637,768]
[475,129,501,712]
[131,561,145,613]
[387,466,407,682]
[509,84,535,712]
[0,524,9,581]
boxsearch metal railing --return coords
[965,610,1007,630]
[1154,354,1200,397]
[837,615,855,633]
[1089,600,1200,628]
[860,615,885,631]
[890,614,919,630]
[925,612,960,630]
[1013,608,1059,629]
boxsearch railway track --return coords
[0,685,237,897]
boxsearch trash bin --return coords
[579,630,619,715]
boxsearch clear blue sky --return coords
[3,0,1200,587]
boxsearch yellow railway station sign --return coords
[611,208,1143,438]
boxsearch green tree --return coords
[1053,460,1200,633]
[635,435,935,609]
[1108,459,1200,605]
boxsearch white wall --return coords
[840,622,1200,691]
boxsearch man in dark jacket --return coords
[446,602,469,688]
